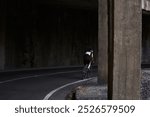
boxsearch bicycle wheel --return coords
[82,65,89,79]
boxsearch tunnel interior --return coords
[0,0,98,70]
[142,11,150,65]
[1,0,150,70]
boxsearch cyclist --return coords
[83,49,94,69]
[82,49,94,79]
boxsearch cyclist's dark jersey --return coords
[83,51,93,65]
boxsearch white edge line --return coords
[0,70,81,84]
[43,77,96,100]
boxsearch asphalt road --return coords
[0,68,97,100]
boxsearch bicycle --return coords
[82,61,92,79]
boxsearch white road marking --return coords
[0,70,81,84]
[43,77,96,100]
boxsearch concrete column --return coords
[98,0,141,99]
[111,0,142,99]
[142,0,150,11]
[0,0,6,70]
[98,0,108,83]
[0,33,5,70]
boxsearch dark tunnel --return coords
[0,0,98,70]
[1,0,150,70]
[142,11,150,65]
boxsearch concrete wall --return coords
[0,33,5,70]
[142,0,150,11]
[0,0,6,70]
[1,0,150,70]
[3,0,98,69]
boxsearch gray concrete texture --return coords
[73,70,150,100]
[142,0,150,11]
[141,70,150,99]
[111,0,141,99]
[76,85,107,100]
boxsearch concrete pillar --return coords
[98,0,108,83]
[111,0,141,99]
[98,0,141,99]
[0,33,5,70]
[0,35,5,70]
[142,0,150,11]
[0,0,6,70]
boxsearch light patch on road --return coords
[43,77,96,100]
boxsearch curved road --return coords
[0,68,97,100]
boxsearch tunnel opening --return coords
[2,0,150,70]
[0,0,98,70]
[142,10,150,67]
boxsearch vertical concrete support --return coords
[142,0,150,11]
[0,33,5,70]
[98,0,108,83]
[0,0,6,70]
[111,0,142,99]
[98,0,141,99]
[0,35,5,70]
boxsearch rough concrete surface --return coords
[70,70,150,100]
[75,85,107,100]
[141,70,150,99]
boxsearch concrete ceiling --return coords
[38,0,98,10]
